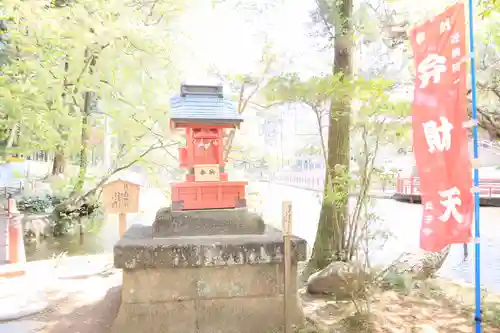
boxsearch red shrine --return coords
[169,84,247,211]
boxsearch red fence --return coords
[396,177,500,198]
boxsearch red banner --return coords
[410,3,473,252]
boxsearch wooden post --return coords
[119,212,126,237]
[282,201,292,333]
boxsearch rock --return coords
[306,261,372,300]
[23,214,52,239]
[383,246,450,281]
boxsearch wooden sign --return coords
[194,164,220,182]
[102,179,140,214]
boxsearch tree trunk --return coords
[72,92,91,195]
[3,123,18,160]
[51,149,66,175]
[309,0,354,271]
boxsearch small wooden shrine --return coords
[169,84,247,211]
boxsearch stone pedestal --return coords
[112,208,307,333]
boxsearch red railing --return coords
[396,177,500,198]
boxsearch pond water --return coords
[24,181,500,292]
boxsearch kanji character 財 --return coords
[438,186,463,223]
[422,116,454,153]
[417,54,447,88]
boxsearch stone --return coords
[383,246,450,282]
[152,207,266,237]
[306,261,372,300]
[114,225,307,269]
[112,220,308,333]
[22,213,52,239]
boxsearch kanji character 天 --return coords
[422,116,454,153]
[438,186,463,223]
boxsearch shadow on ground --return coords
[41,286,121,333]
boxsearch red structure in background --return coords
[170,84,247,211]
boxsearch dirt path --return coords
[34,270,122,333]
[2,255,499,333]
[302,280,500,333]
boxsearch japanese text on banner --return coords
[410,3,473,252]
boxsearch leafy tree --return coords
[0,0,183,198]
[264,72,410,266]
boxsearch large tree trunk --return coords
[309,0,354,272]
[3,123,18,160]
[51,149,66,175]
[71,92,91,196]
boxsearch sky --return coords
[174,0,330,82]
[168,0,477,161]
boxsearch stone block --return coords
[121,263,298,303]
[196,296,304,333]
[121,267,199,303]
[112,213,308,333]
[197,264,280,298]
[114,225,307,269]
[152,207,266,237]
[112,301,197,333]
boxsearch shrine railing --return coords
[258,171,500,199]
[261,171,397,195]
[395,177,500,198]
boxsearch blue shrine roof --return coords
[170,85,243,124]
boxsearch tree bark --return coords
[71,91,91,196]
[309,0,354,271]
[51,149,66,175]
[3,123,18,160]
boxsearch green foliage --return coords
[17,192,102,236]
[481,0,500,18]
[18,194,64,213]
[52,195,102,236]
[264,72,410,264]
[0,0,185,194]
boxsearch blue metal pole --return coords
[466,0,482,332]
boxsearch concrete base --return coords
[152,207,265,237]
[112,224,307,333]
